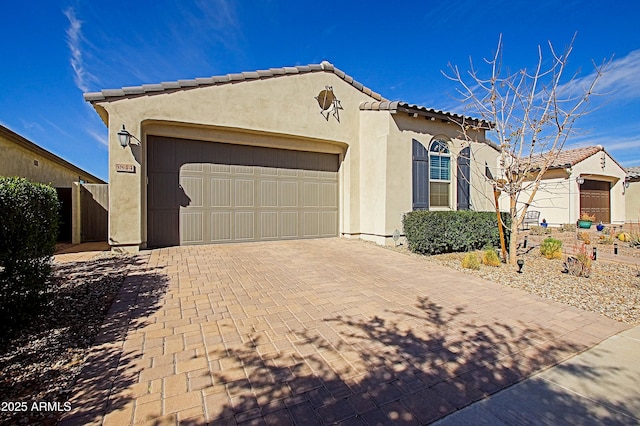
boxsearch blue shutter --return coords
[457,147,471,210]
[412,140,429,210]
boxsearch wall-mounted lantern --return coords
[117,125,140,148]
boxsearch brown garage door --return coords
[147,136,339,247]
[580,179,610,223]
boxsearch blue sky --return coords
[1,0,639,182]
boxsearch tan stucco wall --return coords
[357,112,496,245]
[0,134,99,187]
[96,72,378,250]
[94,69,497,250]
[379,114,498,244]
[502,150,626,226]
[625,181,640,223]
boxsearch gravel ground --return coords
[0,255,131,426]
[402,235,640,325]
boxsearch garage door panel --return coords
[260,167,278,176]
[321,211,338,236]
[149,210,179,246]
[211,178,231,207]
[261,212,278,239]
[280,181,298,207]
[182,162,203,173]
[233,165,255,175]
[232,145,255,165]
[210,212,231,241]
[235,212,255,240]
[279,168,298,177]
[303,182,320,207]
[211,164,231,174]
[297,151,319,170]
[180,177,203,207]
[318,153,339,172]
[181,212,203,243]
[278,150,298,169]
[321,182,337,208]
[148,136,338,246]
[149,138,176,172]
[150,173,177,209]
[303,212,320,237]
[235,180,255,207]
[260,180,278,207]
[280,212,298,238]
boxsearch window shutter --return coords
[457,146,471,210]
[412,140,429,210]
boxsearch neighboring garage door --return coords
[580,179,611,223]
[147,136,339,247]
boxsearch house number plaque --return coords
[116,163,136,173]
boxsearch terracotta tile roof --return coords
[528,145,628,174]
[529,146,604,169]
[84,61,386,103]
[627,167,640,180]
[359,100,492,129]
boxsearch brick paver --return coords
[60,238,629,425]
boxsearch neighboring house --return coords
[505,146,627,226]
[84,61,499,251]
[625,167,640,224]
[0,124,106,242]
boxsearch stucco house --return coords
[84,61,499,252]
[506,146,627,227]
[0,124,106,242]
[625,167,640,224]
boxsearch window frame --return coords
[428,139,451,208]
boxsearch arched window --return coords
[429,139,450,207]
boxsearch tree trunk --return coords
[509,219,519,265]
[509,194,519,265]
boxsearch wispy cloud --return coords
[64,7,97,92]
[85,126,108,147]
[559,49,640,100]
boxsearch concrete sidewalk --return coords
[435,325,640,425]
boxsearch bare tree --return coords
[445,34,610,264]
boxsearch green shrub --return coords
[403,211,511,256]
[0,177,60,337]
[482,247,501,266]
[540,237,563,259]
[461,252,481,270]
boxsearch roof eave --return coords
[83,61,387,104]
[0,125,106,184]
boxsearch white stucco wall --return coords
[625,180,640,223]
[500,150,626,226]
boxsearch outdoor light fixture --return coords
[576,177,585,185]
[592,247,597,261]
[614,243,618,255]
[517,259,524,273]
[117,125,132,148]
[624,180,630,189]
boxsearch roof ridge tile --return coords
[83,61,383,104]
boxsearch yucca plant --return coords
[540,237,563,259]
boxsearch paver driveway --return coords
[61,238,628,425]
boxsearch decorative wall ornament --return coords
[315,86,343,122]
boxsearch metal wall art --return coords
[315,86,343,122]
